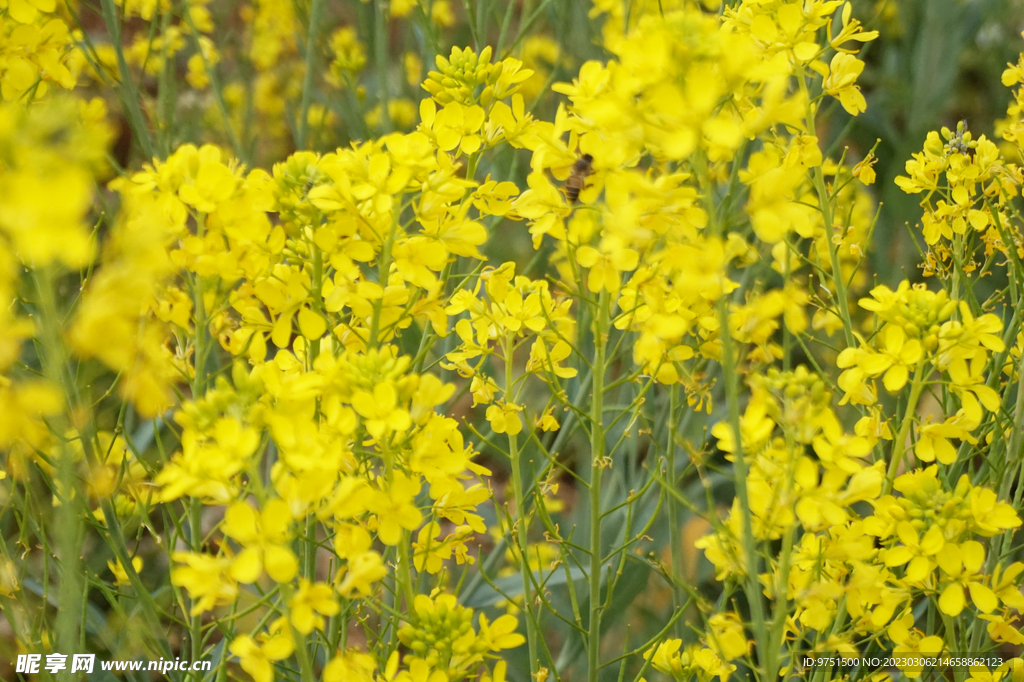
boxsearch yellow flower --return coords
[476,612,525,651]
[337,551,388,598]
[470,375,501,406]
[393,236,449,288]
[853,152,878,185]
[486,402,523,435]
[892,631,944,678]
[0,558,18,597]
[821,53,867,115]
[367,472,423,545]
[488,94,535,148]
[707,613,749,661]
[577,241,639,294]
[967,486,1022,536]
[535,409,559,432]
[222,498,298,584]
[174,145,240,212]
[647,639,736,682]
[107,557,143,587]
[423,216,489,259]
[420,100,487,155]
[947,354,1002,424]
[352,382,412,439]
[229,625,293,682]
[711,394,774,455]
[413,522,476,574]
[915,418,975,465]
[328,27,367,80]
[882,521,944,582]
[324,650,377,682]
[288,579,340,634]
[990,563,1024,611]
[936,541,998,616]
[938,302,1006,366]
[862,325,923,393]
[229,636,275,682]
[170,551,238,615]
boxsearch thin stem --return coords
[156,3,175,157]
[802,74,855,349]
[716,294,771,681]
[369,205,399,347]
[181,0,245,162]
[187,212,209,664]
[309,219,325,364]
[884,364,928,494]
[188,497,203,662]
[666,384,686,638]
[297,0,326,149]
[286,585,316,682]
[34,267,83,682]
[374,0,392,132]
[767,433,799,676]
[397,530,417,609]
[587,290,608,682]
[100,0,155,160]
[505,333,539,678]
[1002,344,1024,500]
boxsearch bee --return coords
[564,153,594,204]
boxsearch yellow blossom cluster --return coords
[695,367,1022,678]
[0,0,81,101]
[5,2,1024,682]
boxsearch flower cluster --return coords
[5,3,1024,682]
[0,0,81,101]
[836,281,1004,463]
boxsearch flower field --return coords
[5,0,1024,681]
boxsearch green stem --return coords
[504,334,539,678]
[465,151,481,184]
[181,0,245,162]
[716,294,771,681]
[884,364,928,495]
[156,4,174,157]
[34,268,83,682]
[939,611,966,682]
[767,434,799,676]
[188,498,203,663]
[1002,345,1024,501]
[309,223,324,364]
[950,233,963,306]
[32,268,169,662]
[100,0,155,161]
[302,514,317,580]
[187,212,209,665]
[782,241,793,372]
[99,499,175,659]
[666,384,685,638]
[802,75,854,349]
[369,207,398,347]
[296,0,326,149]
[374,0,392,132]
[192,213,210,393]
[397,530,417,610]
[813,163,854,348]
[285,584,316,682]
[588,291,608,682]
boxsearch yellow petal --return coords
[271,311,294,348]
[231,547,263,583]
[297,306,327,340]
[264,545,299,583]
[938,583,965,616]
